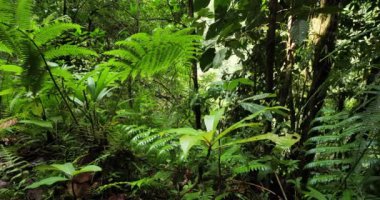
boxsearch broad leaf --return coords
[199,47,215,72]
[179,135,202,159]
[220,133,300,150]
[26,176,69,189]
[73,165,102,176]
[194,0,211,12]
[204,108,224,132]
[19,120,53,128]
[290,20,308,45]
[51,163,76,177]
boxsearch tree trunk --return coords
[188,0,202,129]
[297,0,341,185]
[265,0,278,94]
[279,15,296,129]
[63,0,67,15]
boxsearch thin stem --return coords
[274,172,288,200]
[71,181,77,200]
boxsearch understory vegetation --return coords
[0,0,379,199]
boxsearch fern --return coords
[15,0,33,30]
[102,27,201,77]
[0,42,13,54]
[44,45,98,60]
[109,125,178,158]
[0,145,30,187]
[233,160,272,175]
[0,0,14,24]
[0,0,96,93]
[34,23,81,46]
[305,86,380,197]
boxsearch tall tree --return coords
[265,0,278,94]
[298,0,341,184]
[188,0,202,129]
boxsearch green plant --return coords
[26,162,102,198]
[101,27,201,78]
[304,86,380,199]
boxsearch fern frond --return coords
[103,27,201,78]
[44,45,98,60]
[98,59,131,70]
[19,40,44,93]
[0,41,13,54]
[0,0,14,24]
[307,143,357,155]
[104,49,139,63]
[233,161,271,175]
[309,173,342,185]
[0,25,19,56]
[15,0,33,30]
[148,135,176,153]
[305,159,353,169]
[115,40,146,57]
[0,145,30,185]
[137,133,160,146]
[34,23,81,46]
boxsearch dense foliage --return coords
[0,0,379,199]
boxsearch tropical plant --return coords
[26,162,102,199]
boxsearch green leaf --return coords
[19,120,53,128]
[179,135,202,159]
[194,0,211,12]
[214,0,232,18]
[0,65,23,74]
[220,133,300,149]
[199,47,215,72]
[160,128,201,136]
[0,88,13,96]
[241,93,276,102]
[204,108,224,132]
[213,122,261,145]
[51,163,76,177]
[290,20,308,45]
[25,176,69,189]
[73,165,102,176]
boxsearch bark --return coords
[279,15,296,129]
[300,0,340,144]
[63,0,67,15]
[297,0,341,185]
[188,0,202,129]
[265,0,278,94]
